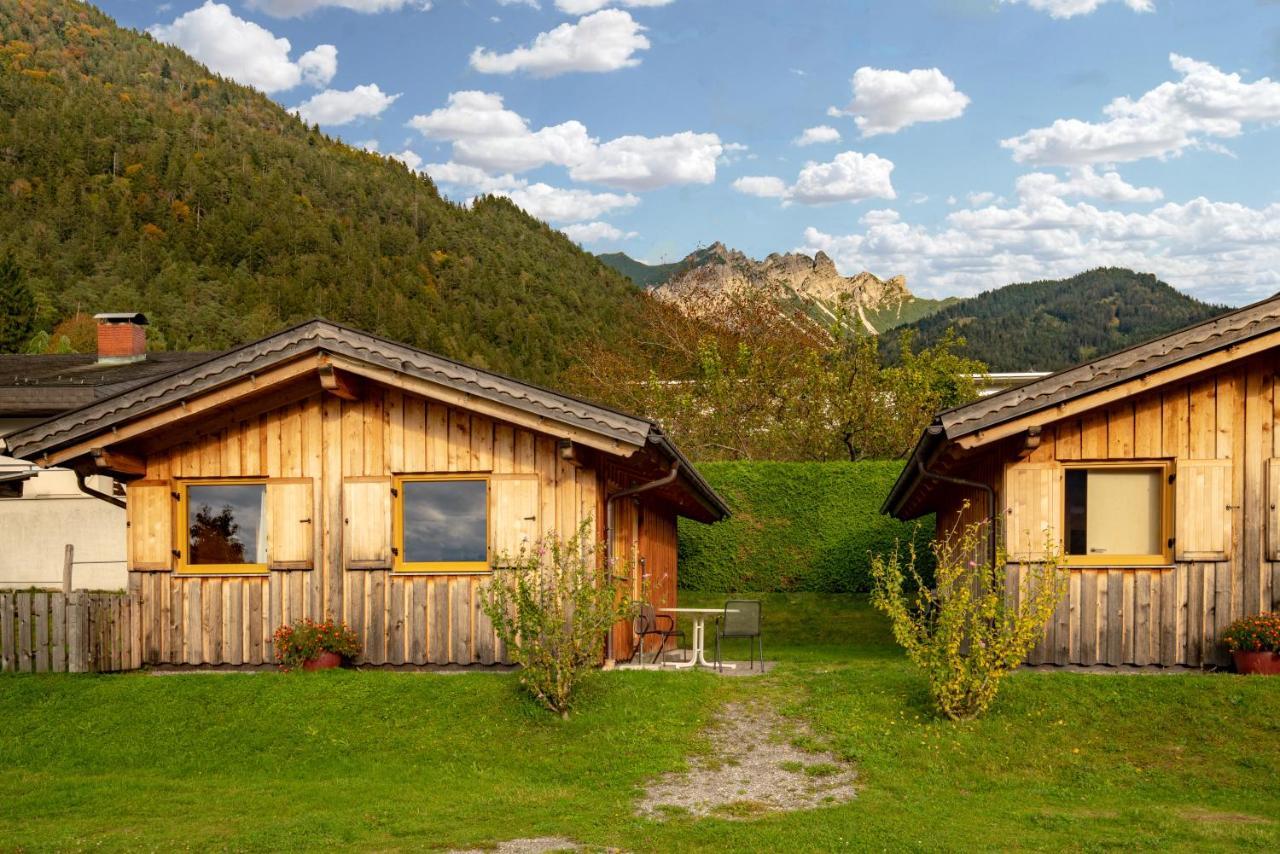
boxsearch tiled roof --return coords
[3,320,729,519]
[937,292,1280,438]
[883,292,1280,518]
[0,352,217,416]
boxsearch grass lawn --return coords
[3,593,1279,851]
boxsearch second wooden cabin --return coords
[5,320,729,667]
[884,295,1280,667]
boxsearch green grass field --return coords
[3,594,1279,851]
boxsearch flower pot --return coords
[1232,650,1280,675]
[302,651,343,671]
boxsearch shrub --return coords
[481,520,636,719]
[870,506,1067,720]
[1221,613,1280,653]
[678,461,933,592]
[273,617,361,670]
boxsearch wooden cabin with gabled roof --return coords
[883,293,1280,668]
[3,320,729,668]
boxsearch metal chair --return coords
[714,600,763,671]
[629,602,685,665]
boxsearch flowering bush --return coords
[274,617,361,670]
[1221,613,1280,653]
[481,519,637,719]
[870,504,1067,720]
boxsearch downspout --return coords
[915,458,996,573]
[603,461,680,663]
[75,468,127,510]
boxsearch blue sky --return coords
[104,0,1280,303]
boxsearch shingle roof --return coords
[0,352,218,416]
[3,320,729,519]
[882,292,1280,518]
[939,292,1280,439]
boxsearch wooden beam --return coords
[953,334,1280,451]
[318,365,360,401]
[90,447,147,478]
[37,356,323,468]
[321,353,643,456]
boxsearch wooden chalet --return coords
[883,294,1280,668]
[4,320,728,668]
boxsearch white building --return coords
[0,314,211,590]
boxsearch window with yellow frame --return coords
[177,479,269,575]
[1063,461,1173,567]
[393,474,490,573]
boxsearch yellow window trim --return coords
[393,474,491,574]
[1061,460,1174,569]
[176,477,269,576]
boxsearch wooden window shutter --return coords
[344,476,392,569]
[1175,459,1232,561]
[1269,460,1280,561]
[128,479,174,571]
[490,474,540,566]
[267,478,314,570]
[1004,463,1063,561]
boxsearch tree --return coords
[870,506,1067,720]
[0,254,36,353]
[567,286,986,462]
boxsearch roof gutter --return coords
[880,423,948,518]
[74,467,126,510]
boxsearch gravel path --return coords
[638,701,857,820]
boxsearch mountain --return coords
[0,0,645,384]
[880,268,1228,371]
[647,242,950,334]
[596,252,681,288]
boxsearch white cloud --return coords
[426,164,637,222]
[561,221,637,244]
[799,179,1280,304]
[1001,54,1280,166]
[794,125,841,147]
[356,139,380,152]
[148,2,336,93]
[732,176,789,199]
[498,0,541,8]
[408,91,724,190]
[389,149,423,171]
[835,66,970,137]
[505,183,639,221]
[407,90,530,140]
[246,0,418,17]
[967,191,996,206]
[1015,166,1163,203]
[293,83,399,125]
[470,9,648,77]
[424,161,525,193]
[298,45,337,88]
[733,151,896,206]
[1000,0,1154,20]
[569,132,722,190]
[556,0,671,13]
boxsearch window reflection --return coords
[402,479,487,565]
[187,484,267,565]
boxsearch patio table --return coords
[659,607,738,669]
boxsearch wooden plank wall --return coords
[132,386,603,667]
[0,590,142,673]
[995,353,1280,667]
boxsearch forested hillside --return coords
[596,252,680,288]
[0,0,645,383]
[881,268,1227,371]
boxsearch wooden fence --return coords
[0,590,143,673]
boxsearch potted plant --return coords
[274,617,361,672]
[1222,612,1280,675]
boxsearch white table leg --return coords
[663,615,735,669]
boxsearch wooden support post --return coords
[63,544,74,595]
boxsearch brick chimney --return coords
[94,313,148,364]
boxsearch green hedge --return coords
[678,461,933,593]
